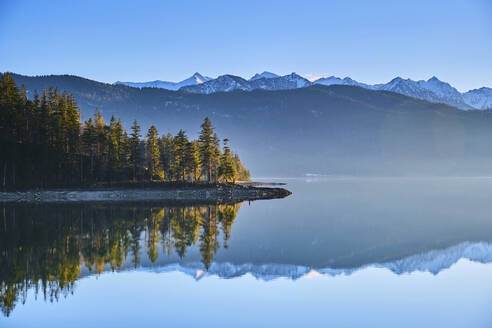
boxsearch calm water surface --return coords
[2,177,492,327]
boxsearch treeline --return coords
[0,73,249,189]
[0,203,240,316]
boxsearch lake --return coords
[1,177,492,327]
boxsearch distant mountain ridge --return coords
[115,72,212,90]
[180,72,311,94]
[116,71,492,110]
[463,87,492,109]
[375,76,471,110]
[250,71,279,80]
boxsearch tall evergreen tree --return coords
[219,138,237,182]
[186,140,201,181]
[129,120,142,181]
[233,153,250,181]
[160,133,174,180]
[212,132,221,182]
[81,118,96,181]
[146,125,163,181]
[170,129,188,181]
[198,117,220,182]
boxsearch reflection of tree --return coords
[175,207,202,259]
[200,206,220,269]
[219,204,240,249]
[0,202,241,316]
[130,208,143,268]
[0,205,81,316]
[147,208,164,263]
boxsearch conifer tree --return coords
[93,109,107,180]
[66,94,80,155]
[82,118,96,181]
[160,133,174,180]
[233,153,250,181]
[170,129,188,181]
[129,120,141,181]
[107,115,119,181]
[219,139,237,182]
[146,125,163,181]
[198,117,220,182]
[186,140,201,181]
[118,125,130,172]
[212,132,221,182]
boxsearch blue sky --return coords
[0,0,491,91]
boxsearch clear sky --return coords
[0,0,491,92]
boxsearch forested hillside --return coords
[8,72,492,176]
[0,73,249,189]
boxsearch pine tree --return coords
[146,125,163,181]
[107,115,119,182]
[0,73,21,188]
[66,94,80,155]
[92,109,107,181]
[233,153,250,181]
[185,140,201,181]
[129,120,141,181]
[212,133,221,182]
[160,133,173,180]
[219,139,237,182]
[82,118,96,181]
[118,122,130,173]
[0,73,21,108]
[198,117,219,182]
[170,129,188,181]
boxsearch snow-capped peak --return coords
[282,72,311,88]
[180,74,251,94]
[385,76,407,86]
[463,87,492,110]
[420,76,461,98]
[373,76,471,109]
[178,72,211,87]
[180,72,311,93]
[250,71,279,81]
[314,76,373,89]
[191,72,210,84]
[114,73,212,91]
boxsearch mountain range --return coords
[9,72,492,176]
[116,71,492,110]
[115,72,212,90]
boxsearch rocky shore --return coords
[0,184,292,203]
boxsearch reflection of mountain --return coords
[141,242,492,281]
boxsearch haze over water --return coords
[2,177,492,327]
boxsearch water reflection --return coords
[165,241,492,281]
[0,202,241,316]
[4,176,492,318]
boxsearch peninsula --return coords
[0,73,291,201]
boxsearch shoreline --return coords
[0,184,292,203]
